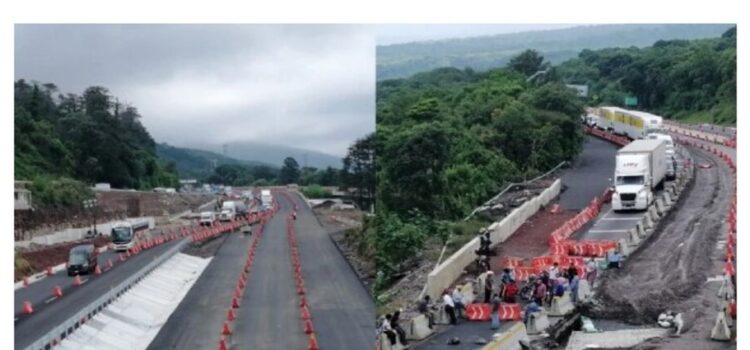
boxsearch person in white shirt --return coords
[451,287,465,318]
[442,290,457,324]
[586,258,597,286]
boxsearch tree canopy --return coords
[15,80,179,207]
[557,26,736,124]
[375,61,584,290]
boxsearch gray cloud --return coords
[15,24,375,156]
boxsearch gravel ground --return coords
[585,146,735,349]
[490,207,577,265]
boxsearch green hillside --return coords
[377,24,733,80]
[558,26,736,124]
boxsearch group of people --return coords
[379,309,407,346]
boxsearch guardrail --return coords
[463,160,567,222]
[23,239,189,350]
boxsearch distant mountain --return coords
[377,24,734,80]
[156,143,275,180]
[187,141,343,170]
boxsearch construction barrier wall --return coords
[424,179,561,300]
[15,216,155,248]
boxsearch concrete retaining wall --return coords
[15,217,155,249]
[424,179,562,300]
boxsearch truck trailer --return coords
[612,139,667,211]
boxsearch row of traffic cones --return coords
[281,193,319,350]
[218,204,279,350]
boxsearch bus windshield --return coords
[112,227,133,243]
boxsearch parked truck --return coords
[261,189,273,209]
[647,132,677,180]
[612,139,667,211]
[219,201,237,222]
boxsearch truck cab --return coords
[219,201,236,222]
[199,211,216,226]
[611,139,667,211]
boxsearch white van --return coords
[199,211,216,226]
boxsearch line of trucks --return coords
[584,107,677,211]
[199,189,274,226]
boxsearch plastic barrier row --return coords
[548,195,604,245]
[218,201,278,350]
[464,303,522,321]
[666,123,736,149]
[584,126,630,147]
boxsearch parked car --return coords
[67,244,98,276]
[199,211,216,226]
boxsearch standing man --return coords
[534,279,547,306]
[417,295,435,329]
[608,250,622,269]
[484,272,494,303]
[443,290,457,325]
[586,258,598,286]
[451,287,465,318]
[490,293,502,330]
[570,274,580,303]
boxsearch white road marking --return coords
[45,296,58,304]
[587,229,628,234]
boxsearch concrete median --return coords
[405,314,434,340]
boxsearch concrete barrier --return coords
[482,322,530,350]
[405,314,433,340]
[549,292,574,316]
[526,311,550,335]
[642,214,655,231]
[618,239,631,257]
[435,306,451,325]
[663,192,673,207]
[15,216,155,248]
[655,198,667,216]
[577,279,593,301]
[636,222,647,239]
[710,311,732,341]
[648,205,660,222]
[458,282,476,305]
[627,228,640,246]
[424,179,561,300]
[379,333,407,350]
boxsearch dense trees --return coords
[508,49,546,76]
[342,133,375,210]
[376,61,584,290]
[15,80,179,208]
[558,26,736,124]
[279,157,301,184]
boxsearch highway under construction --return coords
[15,189,374,350]
[401,123,736,350]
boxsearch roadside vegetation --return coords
[375,56,585,294]
[15,80,179,208]
[558,26,736,124]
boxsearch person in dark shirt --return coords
[391,310,407,345]
[416,295,435,329]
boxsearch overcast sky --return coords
[376,24,579,45]
[15,24,375,157]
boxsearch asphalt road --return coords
[414,321,512,350]
[289,192,375,349]
[229,194,308,349]
[147,230,254,350]
[14,237,185,349]
[148,192,374,349]
[559,135,619,210]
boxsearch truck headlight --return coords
[638,191,647,198]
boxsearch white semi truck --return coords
[647,132,677,180]
[261,189,273,209]
[612,139,667,211]
[219,201,236,222]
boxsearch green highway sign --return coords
[625,96,638,106]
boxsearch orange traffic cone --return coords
[227,308,236,321]
[300,305,311,320]
[46,266,54,276]
[299,296,307,307]
[53,285,63,298]
[73,275,82,286]
[218,337,228,350]
[308,333,319,350]
[304,319,314,334]
[95,265,102,275]
[232,297,241,308]
[22,301,33,314]
[221,321,232,335]
[23,277,29,287]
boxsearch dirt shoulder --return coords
[585,147,734,349]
